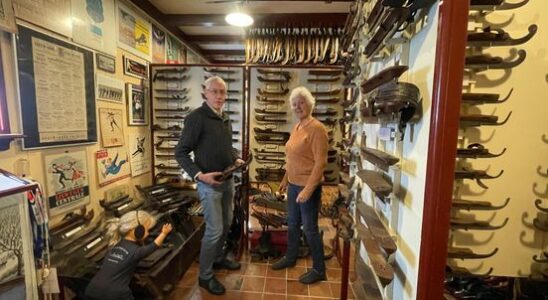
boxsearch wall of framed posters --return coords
[15,25,97,150]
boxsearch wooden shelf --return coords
[0,133,25,139]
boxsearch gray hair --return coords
[204,76,227,90]
[289,86,315,111]
[105,210,156,247]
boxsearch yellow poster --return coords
[135,18,150,56]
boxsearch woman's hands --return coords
[278,181,288,194]
[296,190,311,203]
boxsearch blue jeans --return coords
[197,178,234,280]
[286,183,325,274]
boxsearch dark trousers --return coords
[285,183,326,274]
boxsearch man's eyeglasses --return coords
[206,88,227,96]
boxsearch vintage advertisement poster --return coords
[96,74,124,104]
[123,56,148,79]
[166,34,181,64]
[128,132,151,176]
[32,37,88,143]
[96,148,130,187]
[151,23,166,63]
[117,2,151,60]
[13,0,71,37]
[44,150,90,216]
[96,52,115,73]
[71,0,116,55]
[99,108,124,147]
[126,83,148,126]
[0,0,17,33]
[186,50,200,64]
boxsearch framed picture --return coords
[116,2,151,60]
[151,23,166,63]
[98,108,124,147]
[43,149,90,216]
[123,55,148,79]
[96,53,116,73]
[15,26,97,150]
[0,0,17,34]
[96,148,130,187]
[128,132,151,176]
[95,74,124,104]
[13,0,71,37]
[126,83,148,126]
[72,0,116,55]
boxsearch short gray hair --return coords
[106,210,156,247]
[289,86,315,111]
[204,76,227,90]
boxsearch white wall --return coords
[452,0,548,277]
[355,4,439,300]
[0,29,153,224]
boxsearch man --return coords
[175,76,243,296]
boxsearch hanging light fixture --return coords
[225,12,254,27]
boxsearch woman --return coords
[85,211,172,300]
[271,86,329,284]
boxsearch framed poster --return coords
[13,0,71,37]
[71,0,116,55]
[96,148,130,187]
[96,74,124,103]
[44,149,90,216]
[151,23,166,63]
[104,185,129,202]
[96,52,116,73]
[179,46,187,64]
[15,26,97,150]
[128,132,151,176]
[116,2,151,60]
[166,34,181,64]
[186,50,200,64]
[123,55,147,79]
[126,83,148,126]
[98,108,124,147]
[0,0,17,33]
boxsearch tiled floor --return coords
[168,216,357,300]
[168,254,356,300]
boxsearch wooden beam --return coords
[211,60,245,65]
[187,35,244,43]
[202,49,245,56]
[166,13,347,27]
[207,0,352,2]
[128,0,207,61]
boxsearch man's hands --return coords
[197,171,223,186]
[235,158,246,166]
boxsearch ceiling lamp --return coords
[225,12,254,27]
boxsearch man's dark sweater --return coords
[175,102,237,178]
[84,239,157,300]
